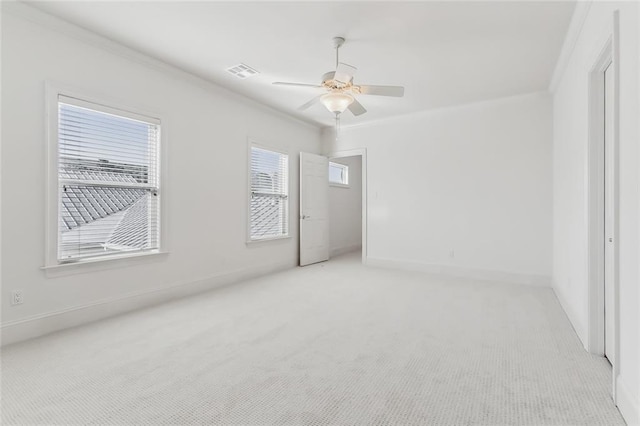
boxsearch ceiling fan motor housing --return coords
[322,71,336,84]
[322,71,353,89]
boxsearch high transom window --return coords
[329,161,349,186]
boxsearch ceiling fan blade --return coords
[334,63,357,84]
[347,98,367,116]
[298,95,323,111]
[357,85,405,97]
[273,82,323,88]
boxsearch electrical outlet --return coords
[11,290,24,306]
[449,250,455,258]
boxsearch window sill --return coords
[42,250,169,278]
[330,183,350,189]
[246,235,291,245]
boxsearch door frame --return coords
[586,12,619,401]
[328,148,367,264]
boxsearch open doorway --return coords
[586,25,618,401]
[603,61,614,366]
[328,149,367,262]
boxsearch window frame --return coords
[44,83,168,271]
[246,139,290,244]
[329,161,350,187]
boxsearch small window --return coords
[56,96,161,262]
[329,161,349,186]
[249,146,289,241]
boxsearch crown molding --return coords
[338,91,550,132]
[3,1,322,132]
[549,1,593,94]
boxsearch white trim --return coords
[330,244,362,258]
[328,148,368,264]
[41,251,168,278]
[616,376,640,426]
[638,6,640,423]
[246,235,291,245]
[0,0,3,349]
[549,1,593,93]
[552,280,588,350]
[45,82,168,269]
[329,183,350,189]
[611,10,621,402]
[3,2,321,132]
[339,91,548,131]
[59,94,161,125]
[367,257,552,287]
[248,137,289,157]
[585,12,620,404]
[1,259,296,347]
[586,37,612,357]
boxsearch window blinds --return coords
[250,146,289,240]
[329,162,348,185]
[57,96,161,261]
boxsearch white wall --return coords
[552,2,639,423]
[329,156,362,257]
[0,7,321,344]
[324,92,553,285]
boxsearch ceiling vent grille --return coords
[226,63,259,79]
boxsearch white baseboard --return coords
[1,260,296,347]
[617,375,640,426]
[551,280,588,350]
[330,244,362,258]
[366,257,551,287]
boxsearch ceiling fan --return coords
[272,37,405,119]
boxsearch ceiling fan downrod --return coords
[333,37,345,69]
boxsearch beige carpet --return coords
[1,253,624,425]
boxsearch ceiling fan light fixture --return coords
[320,92,354,114]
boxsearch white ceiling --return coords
[28,1,575,128]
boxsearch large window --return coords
[55,96,161,262]
[249,145,289,241]
[329,161,349,186]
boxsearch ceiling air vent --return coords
[226,63,259,79]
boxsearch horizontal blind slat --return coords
[60,112,156,134]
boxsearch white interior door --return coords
[603,62,614,363]
[300,152,329,266]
